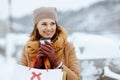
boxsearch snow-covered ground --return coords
[1,32,120,80]
[69,32,120,80]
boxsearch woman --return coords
[20,7,80,80]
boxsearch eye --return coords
[51,22,56,26]
[42,23,47,26]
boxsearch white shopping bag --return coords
[12,64,63,80]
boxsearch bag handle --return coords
[44,57,49,71]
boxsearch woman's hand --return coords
[39,41,61,68]
[33,45,46,69]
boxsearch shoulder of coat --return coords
[65,42,75,50]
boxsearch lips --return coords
[44,31,53,36]
[45,32,52,35]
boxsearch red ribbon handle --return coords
[44,57,49,71]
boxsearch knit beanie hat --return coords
[33,7,58,25]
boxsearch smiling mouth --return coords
[45,32,51,35]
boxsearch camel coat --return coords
[20,26,80,80]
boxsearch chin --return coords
[45,35,54,38]
[44,36,52,38]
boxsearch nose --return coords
[46,25,51,30]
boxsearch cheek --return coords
[38,28,44,34]
[37,26,44,34]
[53,26,57,31]
[53,26,57,33]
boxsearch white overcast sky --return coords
[0,0,103,19]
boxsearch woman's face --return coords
[37,18,57,38]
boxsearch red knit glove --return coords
[39,41,61,68]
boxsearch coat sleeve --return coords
[19,45,28,66]
[63,42,80,80]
